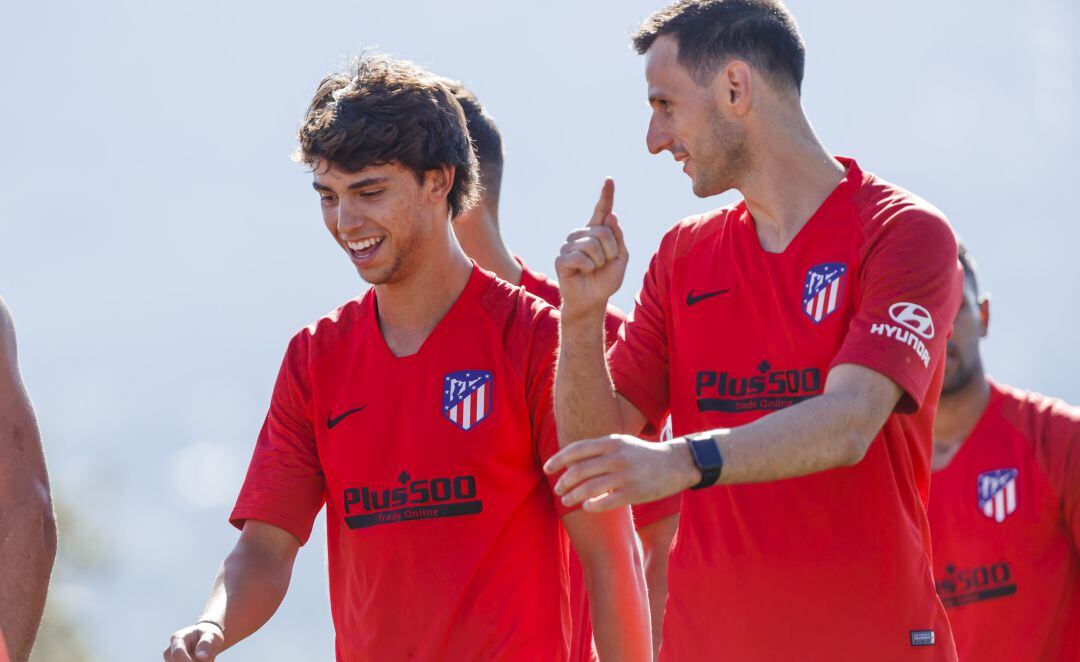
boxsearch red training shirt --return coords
[929,380,1080,660]
[231,266,574,661]
[609,158,963,660]
[518,256,680,660]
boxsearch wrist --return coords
[197,618,225,638]
[558,302,608,327]
[668,438,703,490]
[680,431,726,489]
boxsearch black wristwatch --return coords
[685,432,724,489]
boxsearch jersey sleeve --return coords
[602,305,628,350]
[1033,397,1080,552]
[230,331,326,545]
[831,210,962,414]
[526,305,578,517]
[608,234,675,431]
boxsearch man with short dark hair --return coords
[545,0,963,658]
[928,246,1080,660]
[164,55,650,661]
[0,297,56,662]
[446,81,677,661]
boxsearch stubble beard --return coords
[940,353,983,397]
[361,201,430,286]
[692,104,751,198]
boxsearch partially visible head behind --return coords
[942,243,991,395]
[294,54,479,219]
[442,81,504,212]
[958,242,979,298]
[632,0,805,94]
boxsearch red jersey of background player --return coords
[231,266,575,660]
[610,158,962,659]
[929,380,1080,660]
[517,256,619,662]
[518,255,681,659]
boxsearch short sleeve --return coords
[526,306,577,517]
[602,305,628,350]
[609,235,675,431]
[230,332,326,544]
[1034,398,1080,552]
[831,210,962,414]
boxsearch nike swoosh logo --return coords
[686,289,731,306]
[327,405,367,430]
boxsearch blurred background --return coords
[0,0,1076,659]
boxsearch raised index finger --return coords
[587,178,615,227]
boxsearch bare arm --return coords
[547,364,903,511]
[563,509,651,661]
[164,521,300,661]
[0,299,56,662]
[553,179,647,446]
[636,513,677,661]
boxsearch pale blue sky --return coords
[1,1,1076,660]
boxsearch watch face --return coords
[691,437,724,469]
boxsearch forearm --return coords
[0,477,56,662]
[197,536,297,650]
[637,514,678,660]
[709,388,891,485]
[555,312,627,446]
[574,512,651,661]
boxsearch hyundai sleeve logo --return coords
[888,302,935,339]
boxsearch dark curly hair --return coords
[293,55,479,218]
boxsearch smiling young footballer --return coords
[164,56,649,662]
[545,1,963,659]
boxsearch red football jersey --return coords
[609,158,962,660]
[517,256,619,662]
[0,629,8,662]
[231,266,574,661]
[929,380,1080,660]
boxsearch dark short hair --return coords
[957,243,979,294]
[443,81,504,208]
[293,55,479,218]
[632,0,805,93]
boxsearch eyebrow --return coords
[311,176,389,192]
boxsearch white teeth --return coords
[346,237,382,251]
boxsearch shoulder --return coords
[656,205,741,263]
[288,295,369,359]
[478,273,559,341]
[997,381,1080,446]
[851,170,956,249]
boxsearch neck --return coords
[373,222,474,357]
[932,372,992,470]
[453,204,523,284]
[738,106,845,252]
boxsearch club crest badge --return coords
[802,262,847,323]
[977,468,1018,523]
[442,370,493,431]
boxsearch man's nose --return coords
[646,114,672,155]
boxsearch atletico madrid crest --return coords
[977,468,1018,523]
[442,370,493,431]
[802,262,847,323]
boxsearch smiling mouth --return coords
[345,236,384,261]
